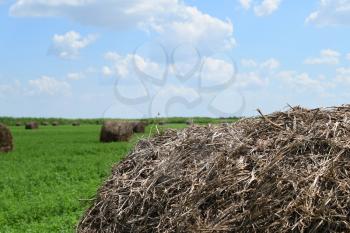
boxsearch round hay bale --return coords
[78,105,350,233]
[132,122,146,133]
[25,122,38,130]
[72,122,80,126]
[100,121,133,143]
[0,123,13,153]
[41,121,49,126]
[186,119,193,125]
[52,121,59,126]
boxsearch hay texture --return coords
[0,123,13,153]
[132,122,146,133]
[100,121,133,143]
[78,105,350,233]
[25,122,38,130]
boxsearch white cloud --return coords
[11,0,235,52]
[10,0,178,27]
[0,80,22,96]
[201,57,235,82]
[239,0,252,9]
[102,52,163,79]
[254,0,282,16]
[335,67,350,85]
[304,49,341,65]
[102,66,113,77]
[306,0,350,26]
[276,71,333,92]
[239,0,282,16]
[67,72,85,80]
[261,58,280,70]
[347,53,350,61]
[48,31,96,59]
[236,72,267,88]
[28,76,71,96]
[241,59,257,68]
[241,58,280,70]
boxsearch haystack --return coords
[25,122,38,130]
[72,122,80,126]
[78,105,350,233]
[100,121,133,143]
[0,123,13,153]
[52,121,59,126]
[132,122,146,133]
[186,119,194,125]
[42,122,49,126]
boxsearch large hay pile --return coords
[0,123,13,153]
[78,106,350,232]
[100,121,133,142]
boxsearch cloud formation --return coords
[48,31,97,59]
[238,0,282,16]
[29,76,71,96]
[11,0,235,52]
[304,49,341,65]
[306,0,350,26]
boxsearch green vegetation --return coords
[0,116,239,126]
[0,124,186,233]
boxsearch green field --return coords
[0,124,186,233]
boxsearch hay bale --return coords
[0,123,13,153]
[78,105,350,233]
[72,122,80,126]
[186,119,193,125]
[52,121,59,126]
[132,122,146,133]
[25,122,38,130]
[100,121,133,143]
[15,122,21,126]
[42,122,49,126]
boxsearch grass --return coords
[0,124,186,233]
[0,116,239,126]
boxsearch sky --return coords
[1,0,350,119]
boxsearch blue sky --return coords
[0,0,350,118]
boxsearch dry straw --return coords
[0,123,13,153]
[78,105,350,232]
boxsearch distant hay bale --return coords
[78,105,350,233]
[0,123,13,153]
[132,122,146,133]
[100,121,133,143]
[52,121,59,126]
[25,122,38,130]
[42,122,49,126]
[72,122,80,126]
[186,119,193,125]
[15,122,21,126]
